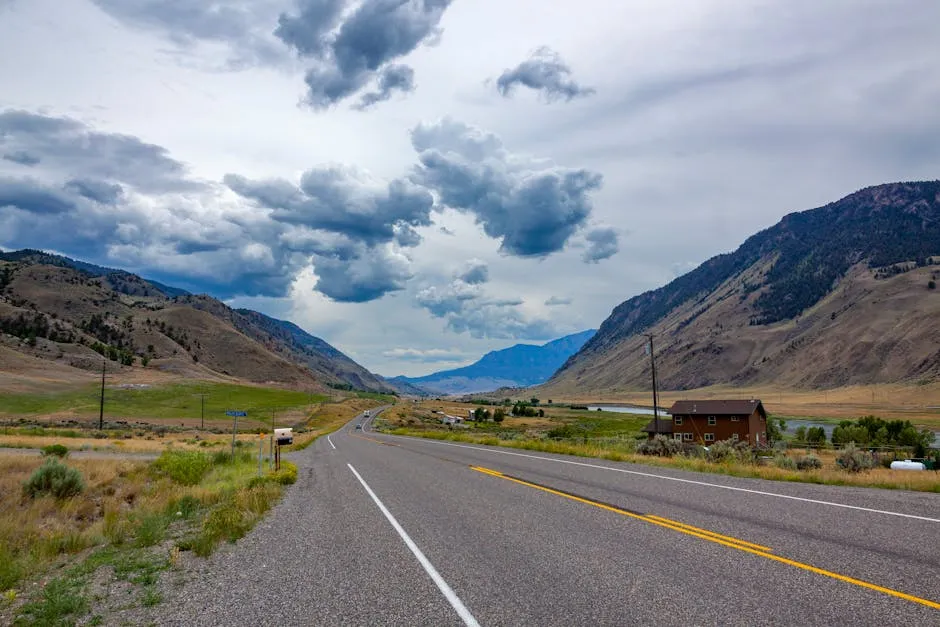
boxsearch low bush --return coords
[22,458,84,499]
[153,450,212,486]
[0,546,23,591]
[836,443,874,472]
[637,435,682,457]
[40,444,69,458]
[773,455,797,470]
[795,454,823,470]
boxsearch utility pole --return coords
[199,394,206,430]
[98,360,106,431]
[645,334,660,435]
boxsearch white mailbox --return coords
[274,427,293,445]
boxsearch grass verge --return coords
[1,447,297,625]
[384,428,940,493]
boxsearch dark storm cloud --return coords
[0,110,202,194]
[2,151,40,166]
[496,47,595,102]
[410,118,603,258]
[65,179,124,205]
[225,166,435,301]
[280,0,453,108]
[91,0,287,67]
[354,64,416,110]
[582,226,619,263]
[312,247,412,302]
[0,176,77,214]
[225,166,434,246]
[274,0,346,57]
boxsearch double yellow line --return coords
[470,466,940,611]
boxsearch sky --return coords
[1,0,939,377]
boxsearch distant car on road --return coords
[355,424,362,430]
[363,410,371,417]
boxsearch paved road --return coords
[158,409,940,626]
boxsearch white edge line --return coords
[396,438,940,524]
[327,435,336,450]
[347,463,481,627]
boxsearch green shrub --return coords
[637,435,682,457]
[773,455,797,470]
[153,450,212,485]
[796,454,823,470]
[23,459,84,499]
[40,444,69,458]
[705,440,753,463]
[836,443,874,472]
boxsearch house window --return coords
[708,416,716,425]
[674,416,683,425]
[683,433,693,442]
[704,433,715,442]
[674,433,683,441]
[731,416,740,422]
[732,433,739,441]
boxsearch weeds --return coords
[39,444,69,458]
[14,577,87,626]
[152,450,212,486]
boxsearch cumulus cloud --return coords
[90,0,288,68]
[225,165,434,247]
[278,0,453,109]
[496,47,595,102]
[414,268,559,340]
[582,226,619,263]
[410,118,604,258]
[354,64,416,110]
[458,258,488,285]
[0,109,201,194]
[0,109,423,303]
[544,295,572,306]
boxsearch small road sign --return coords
[226,410,247,417]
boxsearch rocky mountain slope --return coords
[0,250,391,392]
[396,330,596,395]
[544,181,940,394]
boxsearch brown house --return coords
[644,399,768,447]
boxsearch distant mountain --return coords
[383,375,433,397]
[396,330,596,395]
[543,181,940,394]
[0,250,391,392]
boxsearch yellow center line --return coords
[350,432,399,447]
[643,514,773,553]
[470,466,940,611]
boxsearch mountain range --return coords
[0,250,392,393]
[542,181,940,395]
[392,330,596,395]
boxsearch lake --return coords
[586,405,667,416]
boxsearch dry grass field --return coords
[528,383,940,427]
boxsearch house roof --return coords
[668,399,765,417]
[641,418,674,434]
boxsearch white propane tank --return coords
[889,460,925,471]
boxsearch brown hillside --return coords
[543,262,940,396]
[0,255,386,392]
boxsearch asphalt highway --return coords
[158,408,940,626]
